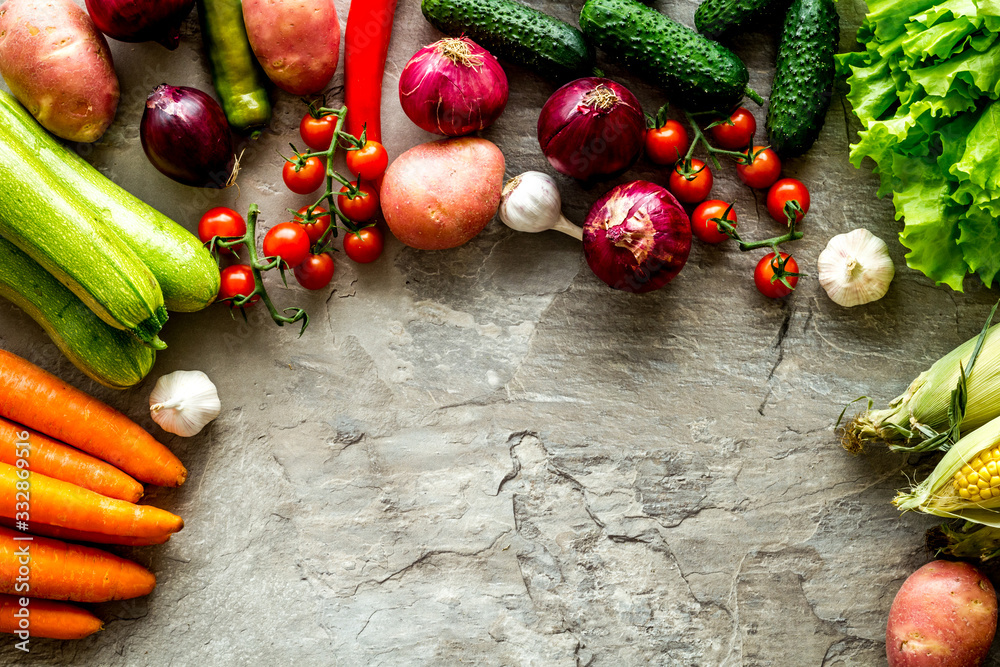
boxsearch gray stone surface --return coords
[2,0,999,665]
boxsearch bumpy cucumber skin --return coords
[421,0,595,80]
[0,92,219,313]
[765,0,838,157]
[0,238,154,390]
[198,0,272,133]
[0,122,167,346]
[580,0,751,113]
[695,0,783,38]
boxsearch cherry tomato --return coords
[709,108,757,150]
[736,146,782,189]
[346,141,389,181]
[296,206,332,245]
[754,252,799,298]
[668,159,713,204]
[690,200,736,244]
[282,156,326,195]
[766,178,810,223]
[644,120,689,166]
[198,207,246,254]
[343,226,384,264]
[294,253,335,290]
[218,265,259,306]
[262,221,311,268]
[299,114,336,151]
[338,182,379,223]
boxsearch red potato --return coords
[0,0,119,142]
[381,137,505,250]
[887,560,997,667]
[242,0,340,96]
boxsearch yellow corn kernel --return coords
[960,487,972,499]
[969,472,981,485]
[963,464,975,476]
[988,461,998,475]
[973,456,984,469]
[982,487,994,500]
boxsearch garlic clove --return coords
[817,228,895,307]
[149,370,221,437]
[499,171,582,239]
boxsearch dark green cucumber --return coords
[198,0,272,133]
[0,92,219,313]
[0,238,155,389]
[765,0,838,157]
[580,0,762,113]
[421,0,595,80]
[695,0,788,38]
[0,123,167,349]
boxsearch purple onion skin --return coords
[583,181,692,293]
[140,85,235,189]
[537,77,645,181]
[399,37,509,136]
[85,0,194,50]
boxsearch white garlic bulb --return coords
[817,228,895,307]
[498,171,583,240]
[149,370,221,437]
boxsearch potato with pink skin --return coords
[887,560,997,667]
[242,0,340,96]
[0,0,119,143]
[381,137,505,250]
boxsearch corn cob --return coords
[895,413,1000,526]
[843,312,1000,453]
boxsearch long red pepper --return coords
[344,0,398,143]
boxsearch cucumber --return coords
[198,0,272,133]
[0,123,167,349]
[695,0,787,38]
[0,92,219,313]
[580,0,762,113]
[421,0,595,80]
[0,238,154,389]
[765,0,839,156]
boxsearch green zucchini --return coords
[198,0,272,133]
[580,0,762,113]
[421,0,595,80]
[0,123,167,349]
[764,0,839,156]
[695,0,787,38]
[0,238,154,389]
[0,92,219,313]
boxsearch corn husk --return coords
[894,413,1000,526]
[927,522,1000,562]
[844,317,1000,453]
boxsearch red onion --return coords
[537,77,645,181]
[85,0,194,50]
[398,37,509,136]
[583,181,692,293]
[140,85,236,189]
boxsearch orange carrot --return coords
[0,526,155,602]
[0,350,186,486]
[0,463,183,538]
[0,520,171,547]
[0,417,143,503]
[0,593,102,639]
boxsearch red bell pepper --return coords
[344,0,398,143]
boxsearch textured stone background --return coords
[2,0,1000,665]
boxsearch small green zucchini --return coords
[0,92,219,313]
[580,0,762,113]
[198,0,273,133]
[421,0,595,80]
[0,237,155,389]
[765,0,839,156]
[0,122,167,348]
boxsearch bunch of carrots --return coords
[0,349,185,640]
